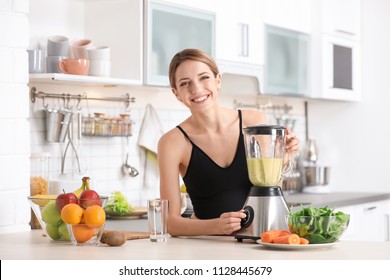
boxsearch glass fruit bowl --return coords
[63,204,107,246]
[66,223,105,246]
[27,196,108,242]
[287,214,350,244]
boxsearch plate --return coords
[256,240,340,250]
[105,207,147,220]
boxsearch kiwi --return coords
[101,231,126,246]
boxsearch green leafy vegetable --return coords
[288,205,350,244]
[104,191,133,215]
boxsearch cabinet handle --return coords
[238,23,249,57]
[386,214,390,242]
[334,29,355,36]
[363,206,377,211]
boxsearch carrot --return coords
[272,233,300,244]
[260,230,290,243]
[299,237,309,245]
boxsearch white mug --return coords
[88,60,110,77]
[47,35,69,56]
[87,46,110,61]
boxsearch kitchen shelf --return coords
[29,73,143,87]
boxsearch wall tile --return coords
[0,0,12,11]
[0,84,29,118]
[0,48,13,82]
[0,193,15,226]
[0,155,29,191]
[13,0,29,14]
[13,49,28,83]
[0,12,28,48]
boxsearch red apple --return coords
[79,189,101,209]
[56,191,78,211]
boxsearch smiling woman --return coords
[157,49,300,238]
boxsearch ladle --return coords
[122,137,139,177]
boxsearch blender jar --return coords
[242,125,287,187]
[30,152,50,229]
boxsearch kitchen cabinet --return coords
[321,0,361,40]
[338,199,390,242]
[310,34,361,101]
[213,0,264,65]
[263,0,312,34]
[309,0,361,101]
[263,25,310,96]
[144,0,215,86]
[84,0,143,83]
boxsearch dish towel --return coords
[137,104,164,188]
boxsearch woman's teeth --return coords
[193,95,208,103]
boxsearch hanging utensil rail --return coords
[30,87,136,109]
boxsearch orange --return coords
[61,203,84,225]
[83,205,106,228]
[72,224,94,243]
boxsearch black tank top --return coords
[177,110,252,219]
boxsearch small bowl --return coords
[27,196,108,242]
[67,223,105,246]
[287,214,350,244]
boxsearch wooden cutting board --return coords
[103,230,149,240]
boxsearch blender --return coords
[235,125,290,242]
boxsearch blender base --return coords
[234,186,289,242]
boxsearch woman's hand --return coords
[218,210,246,235]
[285,128,300,153]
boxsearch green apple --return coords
[41,201,62,225]
[45,223,61,240]
[58,222,70,241]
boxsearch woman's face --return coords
[172,60,221,110]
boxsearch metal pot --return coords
[304,166,330,186]
[45,108,73,142]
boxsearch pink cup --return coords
[71,39,92,59]
[58,58,89,75]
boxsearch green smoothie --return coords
[247,158,283,186]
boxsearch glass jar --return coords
[82,115,95,135]
[93,112,105,135]
[30,152,50,229]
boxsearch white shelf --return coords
[29,73,143,87]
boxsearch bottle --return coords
[30,152,50,229]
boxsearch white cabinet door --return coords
[214,0,264,65]
[339,200,390,242]
[321,0,361,39]
[320,34,361,101]
[263,0,312,33]
[144,0,215,86]
[84,0,143,82]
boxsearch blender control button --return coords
[241,206,254,228]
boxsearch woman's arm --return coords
[158,129,245,236]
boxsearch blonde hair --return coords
[168,49,219,89]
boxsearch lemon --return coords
[180,184,187,193]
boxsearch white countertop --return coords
[1,230,389,260]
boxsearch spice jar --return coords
[30,152,50,229]
[93,112,105,135]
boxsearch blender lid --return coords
[243,124,285,135]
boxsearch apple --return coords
[41,201,62,226]
[56,190,78,211]
[58,222,70,241]
[79,189,101,209]
[45,223,61,240]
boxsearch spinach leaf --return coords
[288,205,350,244]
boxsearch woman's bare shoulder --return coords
[240,109,268,126]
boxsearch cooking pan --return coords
[304,166,330,186]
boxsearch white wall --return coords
[0,0,31,234]
[307,0,390,192]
